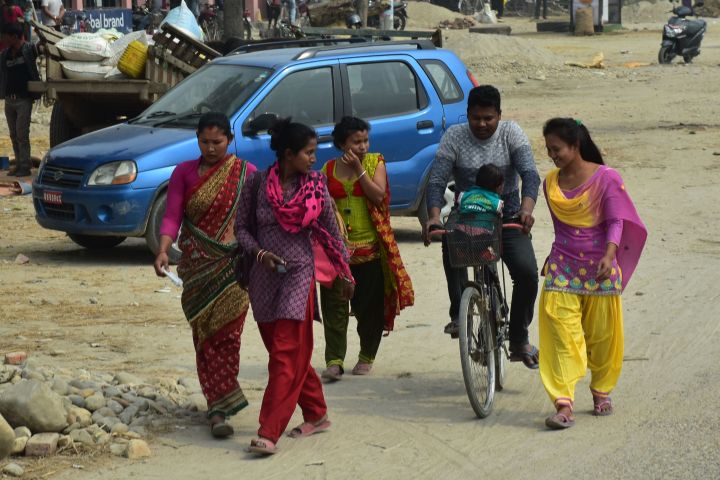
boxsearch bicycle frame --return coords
[467,262,510,359]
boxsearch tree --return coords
[358,0,368,27]
[224,0,248,40]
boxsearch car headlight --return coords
[88,161,137,186]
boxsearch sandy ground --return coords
[2,12,720,480]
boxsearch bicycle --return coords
[430,213,525,418]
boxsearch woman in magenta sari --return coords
[539,118,647,430]
[153,112,257,438]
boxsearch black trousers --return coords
[442,223,539,345]
[491,0,504,17]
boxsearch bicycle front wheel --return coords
[458,286,496,418]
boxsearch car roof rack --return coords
[229,37,370,56]
[293,40,436,60]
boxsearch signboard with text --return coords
[41,8,133,34]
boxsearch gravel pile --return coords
[0,352,207,472]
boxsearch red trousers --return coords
[257,291,327,443]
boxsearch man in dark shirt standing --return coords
[1,22,40,177]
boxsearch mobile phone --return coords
[275,263,287,274]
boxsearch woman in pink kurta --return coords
[153,113,256,438]
[539,118,646,430]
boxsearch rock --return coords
[114,372,144,386]
[119,405,139,425]
[3,353,27,367]
[63,423,81,435]
[110,442,127,457]
[69,429,94,446]
[94,431,111,445]
[58,435,73,449]
[13,427,31,439]
[133,398,150,412]
[0,380,68,433]
[11,436,28,455]
[187,393,207,412]
[69,380,99,391]
[0,414,14,459]
[137,387,157,400]
[66,406,92,427]
[84,393,105,412]
[51,378,69,396]
[14,254,30,265]
[129,426,147,437]
[97,417,120,433]
[0,366,19,384]
[78,389,96,399]
[128,416,149,428]
[106,400,124,415]
[20,370,44,382]
[110,423,129,435]
[103,386,122,398]
[95,407,117,418]
[25,433,60,457]
[68,395,86,408]
[178,377,202,393]
[120,393,138,404]
[125,439,151,459]
[2,463,24,477]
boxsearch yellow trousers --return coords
[538,289,624,409]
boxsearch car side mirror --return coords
[243,113,277,136]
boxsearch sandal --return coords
[593,397,614,416]
[545,412,575,430]
[287,415,331,438]
[211,421,234,438]
[509,343,540,370]
[351,362,373,375]
[249,437,277,455]
[321,365,343,382]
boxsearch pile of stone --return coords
[0,351,207,471]
[438,17,477,29]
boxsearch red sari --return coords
[176,155,251,419]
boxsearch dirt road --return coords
[1,15,719,480]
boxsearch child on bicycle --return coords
[539,118,647,430]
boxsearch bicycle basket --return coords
[446,213,502,268]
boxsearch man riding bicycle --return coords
[423,85,541,369]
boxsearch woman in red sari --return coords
[153,112,256,438]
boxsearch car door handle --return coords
[417,120,434,130]
[317,135,333,144]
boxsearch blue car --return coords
[33,39,477,261]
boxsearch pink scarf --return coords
[266,163,353,282]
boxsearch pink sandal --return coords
[545,412,575,429]
[593,397,614,416]
[249,437,277,455]
[287,416,331,438]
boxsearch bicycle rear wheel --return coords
[458,286,496,418]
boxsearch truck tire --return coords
[50,103,80,148]
[68,234,126,249]
[145,191,182,265]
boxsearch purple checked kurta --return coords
[234,170,348,323]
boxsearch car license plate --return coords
[43,190,62,205]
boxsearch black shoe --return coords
[444,321,459,338]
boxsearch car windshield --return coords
[131,64,272,128]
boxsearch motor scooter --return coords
[355,0,408,30]
[659,1,707,64]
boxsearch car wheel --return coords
[145,191,181,265]
[68,233,126,249]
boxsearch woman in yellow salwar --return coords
[320,117,414,381]
[539,118,646,429]
[153,113,257,438]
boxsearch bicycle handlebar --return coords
[427,222,526,239]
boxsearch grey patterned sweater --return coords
[427,121,540,217]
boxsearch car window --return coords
[420,60,463,104]
[132,65,271,127]
[347,62,424,119]
[249,67,334,128]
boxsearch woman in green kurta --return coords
[320,117,414,381]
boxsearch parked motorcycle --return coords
[357,0,408,30]
[658,1,707,64]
